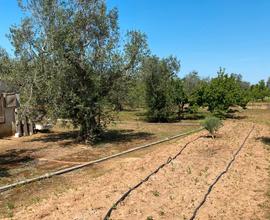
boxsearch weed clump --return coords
[202,116,223,138]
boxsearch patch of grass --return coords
[117,109,146,121]
[153,190,160,197]
[187,166,192,174]
[194,177,199,185]
[159,210,165,216]
[6,202,14,210]
[5,202,15,218]
[31,196,41,204]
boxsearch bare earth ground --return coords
[0,110,199,217]
[0,113,198,186]
[0,109,270,219]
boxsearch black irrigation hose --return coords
[103,136,202,220]
[189,125,255,220]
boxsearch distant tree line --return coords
[0,0,269,141]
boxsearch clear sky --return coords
[1,0,270,83]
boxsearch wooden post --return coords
[15,121,23,137]
[29,121,34,135]
[23,117,29,136]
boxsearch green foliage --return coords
[2,1,269,142]
[126,75,146,109]
[172,78,188,119]
[202,116,223,138]
[187,103,199,114]
[250,80,270,101]
[195,68,250,113]
[108,31,149,111]
[183,71,209,113]
[0,48,12,77]
[7,0,148,142]
[143,55,180,122]
[183,71,202,97]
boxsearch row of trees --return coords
[0,0,269,141]
[144,63,270,121]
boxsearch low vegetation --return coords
[202,116,223,138]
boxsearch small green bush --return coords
[202,116,223,138]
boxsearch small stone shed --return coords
[0,81,20,138]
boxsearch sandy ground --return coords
[2,120,268,220]
[0,120,197,186]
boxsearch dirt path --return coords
[2,121,270,220]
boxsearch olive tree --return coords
[143,55,180,122]
[9,0,148,141]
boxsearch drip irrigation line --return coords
[189,125,255,220]
[103,136,202,220]
[0,128,203,193]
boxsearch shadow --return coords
[257,137,270,146]
[135,111,147,117]
[122,109,141,112]
[0,167,11,177]
[182,113,206,120]
[202,134,222,139]
[0,149,35,165]
[94,129,154,146]
[29,131,79,144]
[227,109,240,113]
[28,129,154,148]
[226,114,247,120]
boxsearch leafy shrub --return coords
[213,109,227,119]
[202,116,223,138]
[188,104,199,114]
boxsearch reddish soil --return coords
[2,120,269,220]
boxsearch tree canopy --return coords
[0,1,269,142]
[194,68,250,114]
[4,0,148,141]
[143,56,180,122]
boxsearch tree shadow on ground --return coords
[227,109,240,114]
[181,113,206,120]
[0,167,11,177]
[0,149,37,177]
[94,129,154,146]
[257,137,270,146]
[28,129,154,148]
[29,131,79,145]
[226,114,247,120]
[0,149,36,166]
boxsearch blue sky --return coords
[1,0,270,83]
